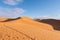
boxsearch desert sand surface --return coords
[0,16,60,40]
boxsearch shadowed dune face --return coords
[0,17,21,22]
[34,19,60,31]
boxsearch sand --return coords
[0,16,60,40]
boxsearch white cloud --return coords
[36,15,60,20]
[36,16,53,20]
[0,7,25,18]
[3,0,23,5]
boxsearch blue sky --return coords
[0,0,60,19]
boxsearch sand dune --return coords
[3,16,53,30]
[0,16,60,40]
[35,19,60,31]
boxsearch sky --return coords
[0,0,60,19]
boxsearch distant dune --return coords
[0,16,60,40]
[34,19,60,31]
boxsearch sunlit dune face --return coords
[0,25,33,40]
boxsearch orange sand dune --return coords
[0,16,60,40]
[2,16,54,30]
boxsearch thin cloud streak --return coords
[0,7,25,18]
[3,0,23,5]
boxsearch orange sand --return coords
[0,16,60,40]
